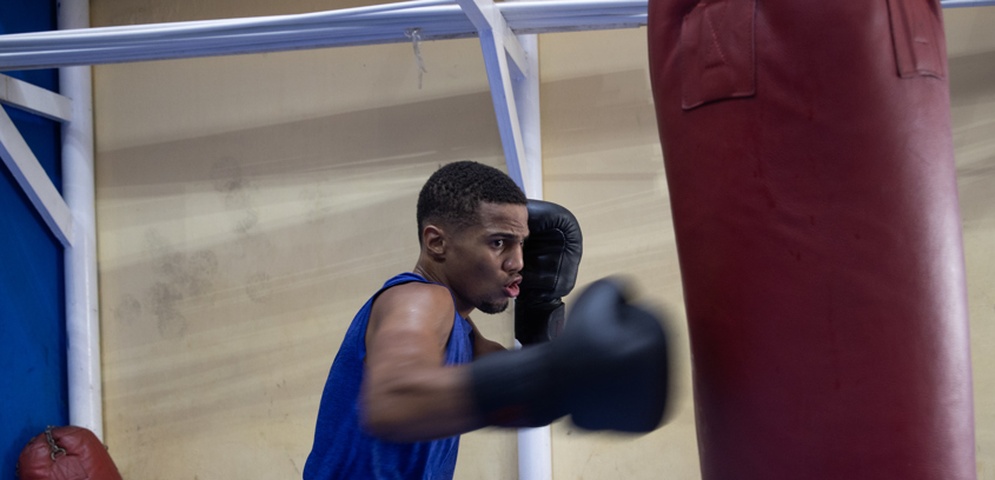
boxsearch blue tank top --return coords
[303,272,475,480]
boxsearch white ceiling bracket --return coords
[0,75,74,247]
[456,0,542,198]
[1,73,73,122]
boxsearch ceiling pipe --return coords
[3,0,988,71]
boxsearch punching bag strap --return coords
[679,0,757,110]
[887,0,945,79]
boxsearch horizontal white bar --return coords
[0,0,645,71]
[943,0,995,5]
[0,0,990,71]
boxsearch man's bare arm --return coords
[360,282,485,442]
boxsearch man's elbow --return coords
[360,397,399,441]
[359,367,479,441]
[359,389,427,443]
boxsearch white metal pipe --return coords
[512,26,551,480]
[59,0,103,440]
[3,0,990,53]
[5,0,985,72]
[515,31,542,201]
[943,0,995,5]
[7,0,983,71]
[518,425,553,480]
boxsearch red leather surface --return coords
[17,426,123,480]
[648,1,976,478]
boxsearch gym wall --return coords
[87,1,995,479]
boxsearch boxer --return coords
[304,161,669,480]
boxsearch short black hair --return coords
[417,161,526,242]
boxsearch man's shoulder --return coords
[377,279,451,305]
[368,278,456,344]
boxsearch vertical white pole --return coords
[58,0,103,439]
[518,423,553,480]
[514,33,542,200]
[513,29,553,480]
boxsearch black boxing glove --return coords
[515,199,583,345]
[472,277,671,432]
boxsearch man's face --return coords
[445,202,529,315]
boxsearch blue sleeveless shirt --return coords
[303,273,475,480]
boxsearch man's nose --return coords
[506,244,524,273]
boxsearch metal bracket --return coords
[456,0,542,198]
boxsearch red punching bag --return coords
[648,1,976,479]
[17,426,123,480]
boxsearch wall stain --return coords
[142,229,220,339]
[113,294,143,324]
[299,177,331,226]
[211,157,260,234]
[148,281,187,339]
[245,271,274,304]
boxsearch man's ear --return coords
[422,224,447,260]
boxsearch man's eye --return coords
[492,239,505,248]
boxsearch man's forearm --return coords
[360,365,485,442]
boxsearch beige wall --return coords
[91,1,995,478]
[949,7,995,479]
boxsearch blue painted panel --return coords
[0,1,68,476]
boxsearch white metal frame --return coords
[0,75,74,246]
[0,0,102,440]
[1,0,991,476]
